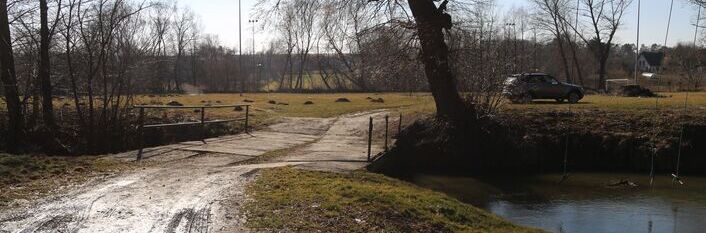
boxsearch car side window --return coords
[526,75,541,83]
[545,76,559,84]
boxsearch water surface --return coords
[413,173,706,233]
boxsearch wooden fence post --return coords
[136,107,145,161]
[201,107,206,143]
[368,116,373,162]
[384,115,389,152]
[244,105,249,133]
[398,113,402,136]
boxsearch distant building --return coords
[637,51,664,72]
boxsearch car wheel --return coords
[568,92,580,104]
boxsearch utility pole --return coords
[664,0,674,47]
[633,0,641,86]
[238,0,243,95]
[695,6,702,47]
[249,19,258,55]
[249,19,258,91]
[533,27,537,71]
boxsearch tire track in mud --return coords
[0,111,388,233]
[163,206,211,233]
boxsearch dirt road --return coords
[0,110,390,233]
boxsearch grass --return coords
[129,93,436,131]
[244,167,541,233]
[506,92,706,111]
[10,92,706,124]
[261,72,355,91]
[133,92,434,117]
[0,154,134,207]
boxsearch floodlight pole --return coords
[249,19,258,55]
[695,6,702,47]
[238,0,243,95]
[664,0,675,47]
[633,0,641,86]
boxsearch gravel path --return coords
[0,110,389,233]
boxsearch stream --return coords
[412,173,706,233]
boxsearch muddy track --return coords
[0,111,388,233]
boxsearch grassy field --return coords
[260,72,355,91]
[134,92,706,115]
[133,92,434,116]
[244,167,540,233]
[506,92,706,111]
[125,92,706,131]
[129,93,436,130]
[0,154,135,207]
[6,92,706,120]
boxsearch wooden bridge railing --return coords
[134,104,250,161]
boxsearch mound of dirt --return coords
[166,101,183,106]
[304,101,314,105]
[268,100,277,104]
[243,99,255,103]
[371,98,384,103]
[621,85,657,97]
[335,98,351,103]
[234,106,244,111]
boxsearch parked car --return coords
[503,73,585,104]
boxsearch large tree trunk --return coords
[407,0,470,121]
[39,0,56,129]
[174,49,182,92]
[597,45,610,90]
[0,0,24,153]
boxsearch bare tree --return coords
[36,0,64,134]
[292,0,319,90]
[319,0,375,90]
[148,1,173,92]
[531,0,573,82]
[449,0,507,116]
[566,0,632,90]
[0,0,24,153]
[172,6,196,92]
[672,43,705,90]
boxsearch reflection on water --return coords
[412,173,706,233]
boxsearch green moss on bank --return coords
[244,167,540,233]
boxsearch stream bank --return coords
[370,108,706,176]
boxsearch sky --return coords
[180,0,703,51]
